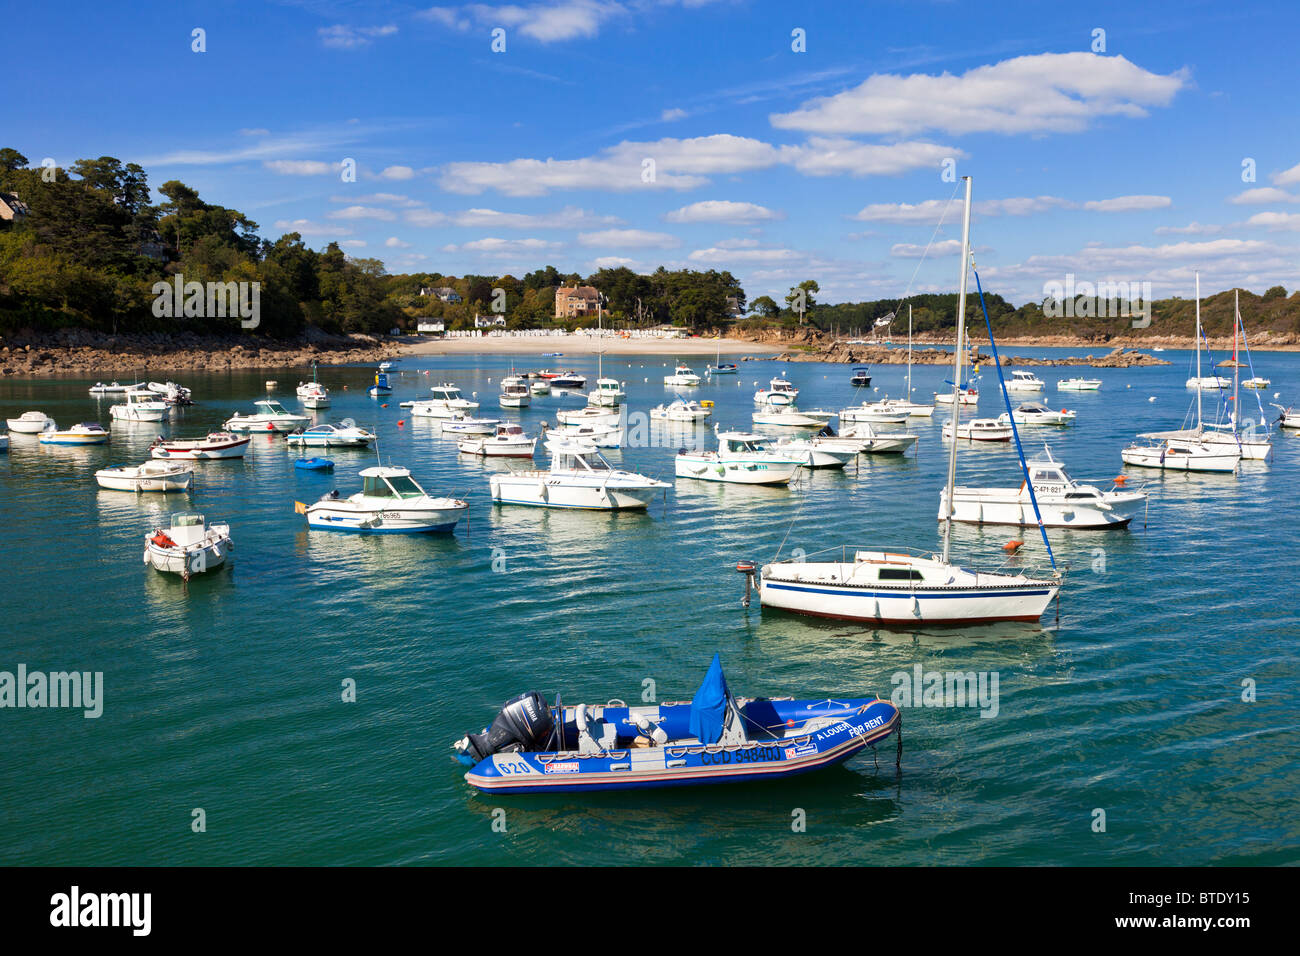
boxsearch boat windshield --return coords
[362,474,425,498]
[261,401,289,415]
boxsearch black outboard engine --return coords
[459,691,554,763]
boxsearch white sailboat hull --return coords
[939,488,1145,529]
[674,454,798,485]
[489,473,662,509]
[1121,444,1239,473]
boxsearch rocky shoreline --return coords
[0,329,404,376]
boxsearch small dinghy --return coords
[96,459,194,492]
[6,411,55,434]
[143,513,232,579]
[294,457,334,471]
[151,431,249,460]
[453,655,901,794]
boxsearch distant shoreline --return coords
[401,335,782,358]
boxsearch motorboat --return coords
[943,418,1013,442]
[549,371,587,390]
[453,655,901,793]
[1186,375,1230,390]
[1272,403,1300,429]
[39,422,109,445]
[296,381,330,408]
[664,364,702,387]
[151,431,249,460]
[6,411,54,434]
[675,429,801,485]
[143,513,232,578]
[1057,377,1101,391]
[300,466,468,533]
[223,400,310,433]
[1243,377,1270,389]
[1120,438,1240,473]
[89,381,144,395]
[410,384,479,418]
[751,403,824,428]
[934,386,979,406]
[650,399,712,422]
[753,377,797,405]
[840,400,908,425]
[368,371,393,397]
[440,415,502,435]
[529,380,551,396]
[589,377,624,407]
[939,447,1147,529]
[774,436,860,469]
[109,389,169,422]
[489,438,669,509]
[555,403,621,427]
[285,420,377,447]
[754,176,1061,626]
[95,460,194,493]
[850,366,871,387]
[146,381,193,405]
[458,423,537,458]
[996,402,1076,426]
[1005,370,1046,392]
[837,422,919,454]
[500,375,532,409]
[548,420,625,448]
[379,360,396,372]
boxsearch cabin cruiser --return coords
[6,411,54,434]
[143,513,231,578]
[440,415,502,435]
[997,402,1076,426]
[589,377,624,407]
[939,447,1147,528]
[458,423,536,458]
[753,377,797,406]
[555,403,621,427]
[840,400,908,425]
[1186,374,1230,390]
[1057,377,1101,391]
[529,379,552,396]
[774,435,859,469]
[109,389,169,422]
[1005,370,1046,392]
[837,421,919,454]
[410,384,480,418]
[39,422,109,445]
[675,429,801,485]
[500,376,532,408]
[489,438,668,509]
[224,400,310,433]
[549,371,587,390]
[1120,438,1239,473]
[301,466,468,533]
[285,420,377,447]
[664,364,702,387]
[650,399,711,422]
[751,403,824,427]
[96,459,194,493]
[549,421,625,448]
[151,431,249,460]
[1243,377,1270,389]
[943,418,1013,442]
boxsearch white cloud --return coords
[577,228,679,249]
[1081,195,1171,212]
[319,25,399,49]
[377,165,416,181]
[239,128,270,137]
[851,194,1169,222]
[770,53,1188,136]
[330,192,424,207]
[786,138,962,178]
[592,256,637,268]
[339,240,368,248]
[274,219,353,237]
[891,239,963,258]
[1244,211,1300,230]
[466,1,622,42]
[1229,187,1299,205]
[661,108,688,122]
[328,205,397,221]
[417,7,471,30]
[664,200,782,224]
[1154,222,1223,235]
[384,237,412,248]
[1272,162,1300,186]
[444,237,563,254]
[688,245,799,264]
[264,159,334,176]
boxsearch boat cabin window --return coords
[879,567,924,582]
[1032,469,1062,482]
[173,514,204,528]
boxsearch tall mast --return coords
[907,303,913,397]
[942,175,973,566]
[1195,271,1202,429]
[1233,288,1240,433]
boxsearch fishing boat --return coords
[838,421,920,454]
[368,371,393,397]
[224,400,310,433]
[379,360,397,372]
[294,457,334,472]
[458,423,537,457]
[1057,377,1102,391]
[109,389,169,422]
[296,365,330,408]
[943,418,1014,442]
[650,399,712,422]
[996,402,1076,426]
[675,429,801,485]
[1005,370,1046,392]
[489,438,669,509]
[664,364,702,387]
[1120,438,1240,473]
[6,411,54,434]
[150,431,249,460]
[500,375,532,408]
[754,176,1062,626]
[39,422,109,445]
[453,655,901,794]
[940,447,1147,529]
[753,376,797,405]
[285,420,377,447]
[96,460,194,492]
[145,381,193,405]
[751,403,824,428]
[773,435,859,469]
[143,513,232,579]
[89,381,144,395]
[440,415,502,435]
[840,400,908,425]
[410,384,479,418]
[850,366,871,387]
[589,377,624,407]
[299,466,468,533]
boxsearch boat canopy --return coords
[688,654,730,745]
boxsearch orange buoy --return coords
[381,403,389,408]
[1003,539,1024,553]
[1113,475,1127,485]
[397,419,405,426]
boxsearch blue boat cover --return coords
[688,654,729,744]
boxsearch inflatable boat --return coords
[453,655,900,793]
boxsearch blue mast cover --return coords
[688,654,729,744]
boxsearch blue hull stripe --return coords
[764,582,1052,600]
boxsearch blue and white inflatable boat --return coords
[453,655,901,793]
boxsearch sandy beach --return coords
[401,335,782,357]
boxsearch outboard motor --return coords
[455,691,554,764]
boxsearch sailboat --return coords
[755,177,1062,625]
[1185,282,1230,390]
[706,334,738,375]
[589,298,625,406]
[1197,290,1272,460]
[887,305,935,416]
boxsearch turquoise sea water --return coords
[1,349,1297,866]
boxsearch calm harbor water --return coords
[1,347,1297,866]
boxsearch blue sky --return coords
[9,0,1300,305]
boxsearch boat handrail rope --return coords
[972,265,1057,575]
[1237,319,1270,426]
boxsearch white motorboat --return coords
[850,366,871,388]
[934,386,979,406]
[1057,377,1102,391]
[440,415,502,435]
[301,466,468,533]
[753,376,798,405]
[500,375,532,409]
[664,364,702,387]
[650,399,712,422]
[838,422,919,454]
[943,418,1013,442]
[411,384,480,418]
[96,459,194,493]
[143,513,232,578]
[1272,403,1300,429]
[755,176,1061,626]
[109,389,169,422]
[555,403,621,427]
[39,422,109,445]
[490,438,668,509]
[296,377,330,408]
[674,429,801,485]
[151,431,249,460]
[146,381,193,405]
[940,447,1147,529]
[1005,370,1046,392]
[839,400,908,425]
[1121,438,1240,473]
[379,360,396,372]
[224,400,310,433]
[997,402,1077,426]
[774,436,859,469]
[1243,377,1270,389]
[6,411,54,434]
[458,423,537,458]
[1186,375,1230,390]
[529,380,551,396]
[285,420,376,447]
[89,381,145,395]
[589,377,624,407]
[751,403,824,428]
